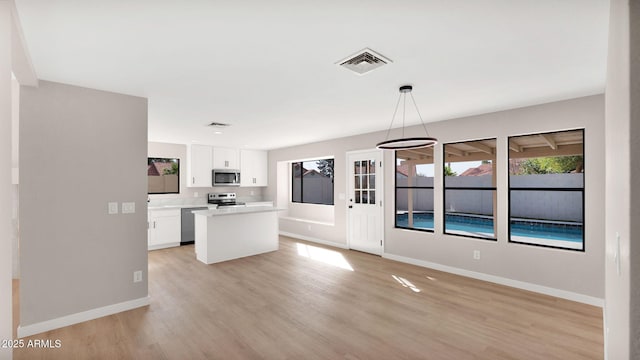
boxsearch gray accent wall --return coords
[19,81,148,326]
[268,94,605,300]
[605,1,639,359]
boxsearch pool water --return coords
[396,213,583,243]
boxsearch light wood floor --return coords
[14,236,603,359]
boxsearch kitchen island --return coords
[192,206,283,264]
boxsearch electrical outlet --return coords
[473,250,481,260]
[133,270,143,283]
[108,202,118,215]
[122,202,135,214]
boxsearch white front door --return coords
[347,150,383,255]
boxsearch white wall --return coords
[268,95,605,301]
[19,81,148,330]
[0,2,12,358]
[604,0,638,359]
[631,2,640,353]
[148,142,265,204]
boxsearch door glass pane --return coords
[355,191,361,204]
[362,191,369,204]
[370,190,375,204]
[362,161,368,174]
[355,161,361,175]
[369,160,376,174]
[362,175,368,189]
[369,174,375,189]
[354,176,360,189]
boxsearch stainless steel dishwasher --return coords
[180,207,208,245]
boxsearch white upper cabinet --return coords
[187,144,213,187]
[212,147,240,169]
[240,149,268,187]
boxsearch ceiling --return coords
[14,0,610,150]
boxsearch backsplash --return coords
[148,186,267,207]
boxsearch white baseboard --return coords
[279,231,348,249]
[382,253,604,307]
[148,242,180,251]
[17,296,150,338]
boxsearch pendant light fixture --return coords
[376,85,438,150]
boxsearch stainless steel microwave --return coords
[212,169,241,186]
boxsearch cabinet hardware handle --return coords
[153,221,156,229]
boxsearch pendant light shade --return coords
[376,85,438,150]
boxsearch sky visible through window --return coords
[302,161,320,171]
[415,161,482,177]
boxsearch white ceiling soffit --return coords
[13,0,610,150]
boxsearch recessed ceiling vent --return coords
[208,122,230,127]
[337,48,392,75]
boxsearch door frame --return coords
[345,149,385,255]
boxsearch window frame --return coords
[291,158,335,206]
[442,138,498,241]
[394,151,435,233]
[147,157,180,195]
[507,129,586,252]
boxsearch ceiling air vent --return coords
[208,122,231,127]
[336,48,392,75]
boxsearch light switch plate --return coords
[122,202,135,214]
[108,202,118,215]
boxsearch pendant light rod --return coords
[376,85,438,150]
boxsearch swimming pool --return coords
[396,212,583,243]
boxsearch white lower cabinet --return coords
[148,208,181,250]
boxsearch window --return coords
[508,129,584,251]
[443,139,497,240]
[395,147,434,231]
[148,158,179,194]
[292,159,334,205]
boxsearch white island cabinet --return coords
[193,206,283,264]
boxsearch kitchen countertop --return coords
[148,204,216,210]
[192,206,283,217]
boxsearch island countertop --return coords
[192,206,284,217]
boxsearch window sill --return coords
[279,216,334,227]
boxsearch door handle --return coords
[348,205,353,209]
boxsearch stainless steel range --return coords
[208,192,246,207]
